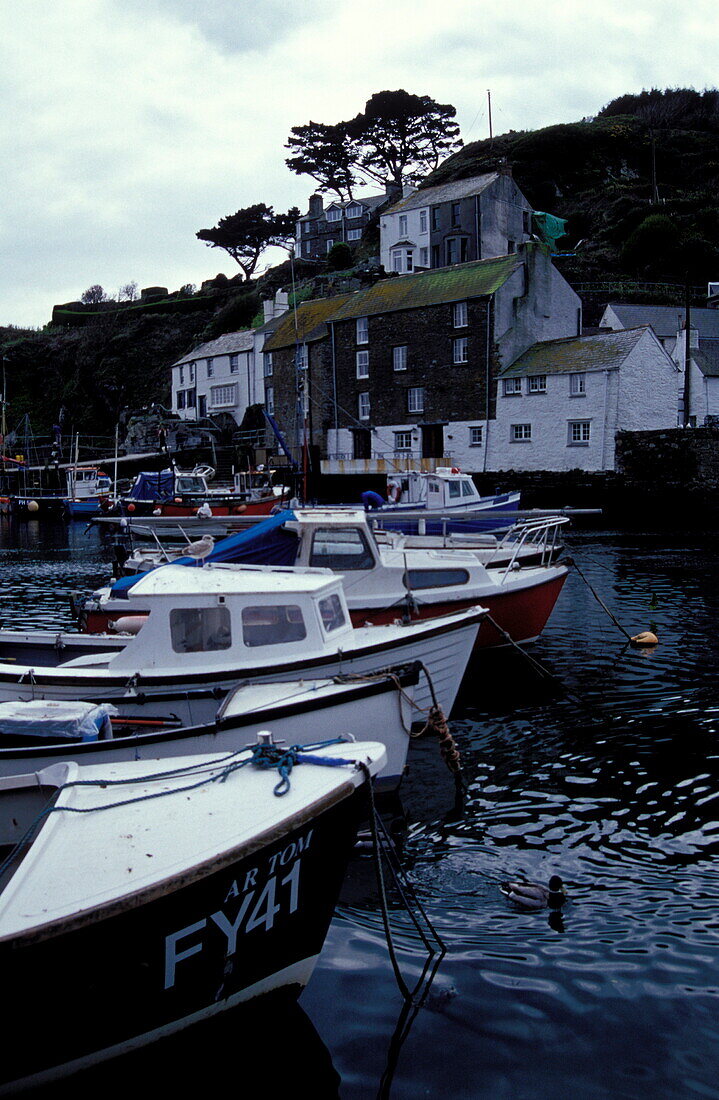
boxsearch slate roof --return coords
[298,192,387,223]
[174,329,254,366]
[330,255,521,322]
[501,327,653,377]
[263,295,354,351]
[386,173,499,215]
[694,343,719,377]
[606,303,719,339]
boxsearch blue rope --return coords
[249,741,359,796]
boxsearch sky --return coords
[1,0,716,329]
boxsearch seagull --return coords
[500,875,566,910]
[184,534,215,566]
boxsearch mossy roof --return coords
[501,327,652,376]
[263,294,354,351]
[329,255,521,322]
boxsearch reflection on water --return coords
[4,521,719,1098]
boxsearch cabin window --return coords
[241,605,307,647]
[310,528,374,570]
[428,481,440,494]
[405,568,470,590]
[461,480,475,497]
[448,481,461,499]
[170,607,231,653]
[318,593,346,632]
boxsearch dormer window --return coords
[327,208,342,222]
[346,203,363,219]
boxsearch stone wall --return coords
[616,425,719,492]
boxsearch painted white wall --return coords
[495,248,581,368]
[380,205,428,273]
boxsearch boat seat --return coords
[60,653,112,668]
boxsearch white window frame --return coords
[393,346,407,372]
[358,392,370,420]
[503,378,522,396]
[347,228,362,241]
[206,357,214,378]
[407,387,424,414]
[179,365,184,385]
[469,426,483,447]
[453,301,468,328]
[263,352,273,377]
[570,372,586,396]
[265,385,274,415]
[346,203,363,219]
[188,362,195,383]
[394,431,413,451]
[295,345,308,371]
[398,214,408,236]
[453,337,468,364]
[404,249,414,272]
[326,238,335,253]
[356,317,368,344]
[210,384,237,408]
[568,420,591,445]
[419,247,429,267]
[511,423,532,442]
[419,209,428,234]
[391,248,403,271]
[327,207,342,222]
[229,354,239,374]
[528,374,547,393]
[356,350,369,378]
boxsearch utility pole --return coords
[487,89,493,145]
[683,282,692,427]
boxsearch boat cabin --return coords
[104,564,356,670]
[386,468,483,510]
[65,468,111,500]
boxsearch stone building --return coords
[295,190,395,261]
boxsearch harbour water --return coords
[4,519,719,1098]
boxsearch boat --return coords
[0,737,385,1091]
[118,465,290,518]
[0,564,485,724]
[82,508,567,649]
[0,663,422,790]
[63,466,112,518]
[376,468,521,534]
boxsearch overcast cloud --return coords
[1,0,716,328]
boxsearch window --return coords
[569,372,586,396]
[453,301,468,327]
[528,375,547,393]
[511,423,532,442]
[523,210,531,234]
[448,481,461,499]
[507,239,516,254]
[206,358,214,378]
[346,204,363,219]
[431,207,440,231]
[469,426,483,446]
[242,605,307,647]
[327,207,342,222]
[326,238,335,253]
[170,607,231,654]
[398,215,408,236]
[356,350,369,378]
[404,249,413,271]
[419,247,429,267]
[265,385,274,415]
[179,365,184,385]
[177,391,186,410]
[186,389,196,408]
[453,337,468,364]
[394,430,412,451]
[446,237,468,264]
[263,352,273,377]
[461,480,475,497]
[295,345,308,370]
[188,362,195,383]
[210,384,236,408]
[568,420,591,445]
[347,228,362,241]
[407,387,424,413]
[358,392,370,420]
[450,202,461,226]
[302,241,311,256]
[229,354,239,374]
[503,378,522,396]
[405,568,470,590]
[419,210,428,233]
[391,249,402,271]
[310,528,374,570]
[318,593,346,632]
[356,317,368,344]
[393,345,407,372]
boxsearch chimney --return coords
[384,182,401,204]
[274,290,289,317]
[309,194,323,218]
[262,299,274,322]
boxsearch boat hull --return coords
[0,786,364,1093]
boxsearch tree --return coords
[196,204,300,281]
[80,285,108,304]
[285,90,463,194]
[349,90,463,188]
[285,121,358,201]
[118,281,138,302]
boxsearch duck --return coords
[500,875,566,910]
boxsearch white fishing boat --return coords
[0,738,385,1091]
[0,663,422,790]
[83,509,567,649]
[378,468,521,534]
[0,565,485,725]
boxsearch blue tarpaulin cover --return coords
[110,509,298,597]
[128,470,175,501]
